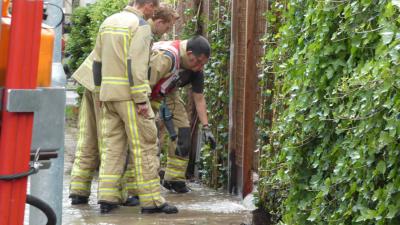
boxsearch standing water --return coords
[61,102,253,225]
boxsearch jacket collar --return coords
[179,40,191,69]
[124,6,144,18]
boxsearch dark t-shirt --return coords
[176,69,204,93]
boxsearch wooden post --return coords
[242,0,257,198]
[228,0,238,194]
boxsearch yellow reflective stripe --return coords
[99,188,119,192]
[99,106,107,174]
[140,197,162,203]
[103,76,129,80]
[101,26,130,32]
[137,183,160,189]
[72,168,95,175]
[103,76,130,85]
[130,84,149,90]
[94,86,100,93]
[100,193,121,197]
[131,84,150,88]
[71,166,94,176]
[99,174,120,179]
[127,101,142,181]
[167,161,185,168]
[74,96,88,166]
[131,101,143,181]
[103,81,130,85]
[124,35,128,81]
[99,179,118,183]
[70,187,90,191]
[125,182,138,187]
[139,192,161,198]
[71,181,89,185]
[167,157,188,167]
[131,89,147,94]
[100,31,130,36]
[70,182,90,190]
[166,168,185,177]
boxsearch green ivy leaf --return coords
[376,161,386,174]
[380,29,395,45]
[386,205,398,219]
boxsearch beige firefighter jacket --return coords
[92,6,153,103]
[149,40,189,89]
[71,52,95,91]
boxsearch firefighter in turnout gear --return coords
[78,0,178,214]
[149,36,217,193]
[68,4,179,208]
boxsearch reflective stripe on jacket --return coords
[92,6,153,103]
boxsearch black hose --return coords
[26,194,57,225]
[0,167,38,180]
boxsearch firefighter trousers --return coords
[69,89,135,200]
[98,100,165,207]
[164,93,191,182]
[70,89,101,197]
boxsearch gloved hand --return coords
[202,125,216,149]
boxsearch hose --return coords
[26,194,57,225]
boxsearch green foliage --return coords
[258,0,400,224]
[199,1,231,188]
[65,0,128,73]
[87,0,129,45]
[65,5,93,72]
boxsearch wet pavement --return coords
[62,114,253,225]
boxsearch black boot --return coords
[141,203,178,214]
[100,202,119,214]
[122,196,140,206]
[158,170,165,182]
[70,195,88,205]
[163,181,190,193]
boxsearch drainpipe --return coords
[29,0,66,224]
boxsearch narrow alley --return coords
[62,115,253,225]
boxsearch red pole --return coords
[0,1,43,224]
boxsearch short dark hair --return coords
[187,35,211,58]
[130,0,159,7]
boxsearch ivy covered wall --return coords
[258,0,400,224]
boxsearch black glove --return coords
[202,125,216,149]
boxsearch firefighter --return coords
[149,36,217,193]
[92,0,178,214]
[69,1,178,214]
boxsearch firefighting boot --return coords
[122,196,140,206]
[162,180,190,193]
[70,195,88,205]
[141,203,178,214]
[100,202,119,214]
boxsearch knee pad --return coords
[174,127,191,157]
